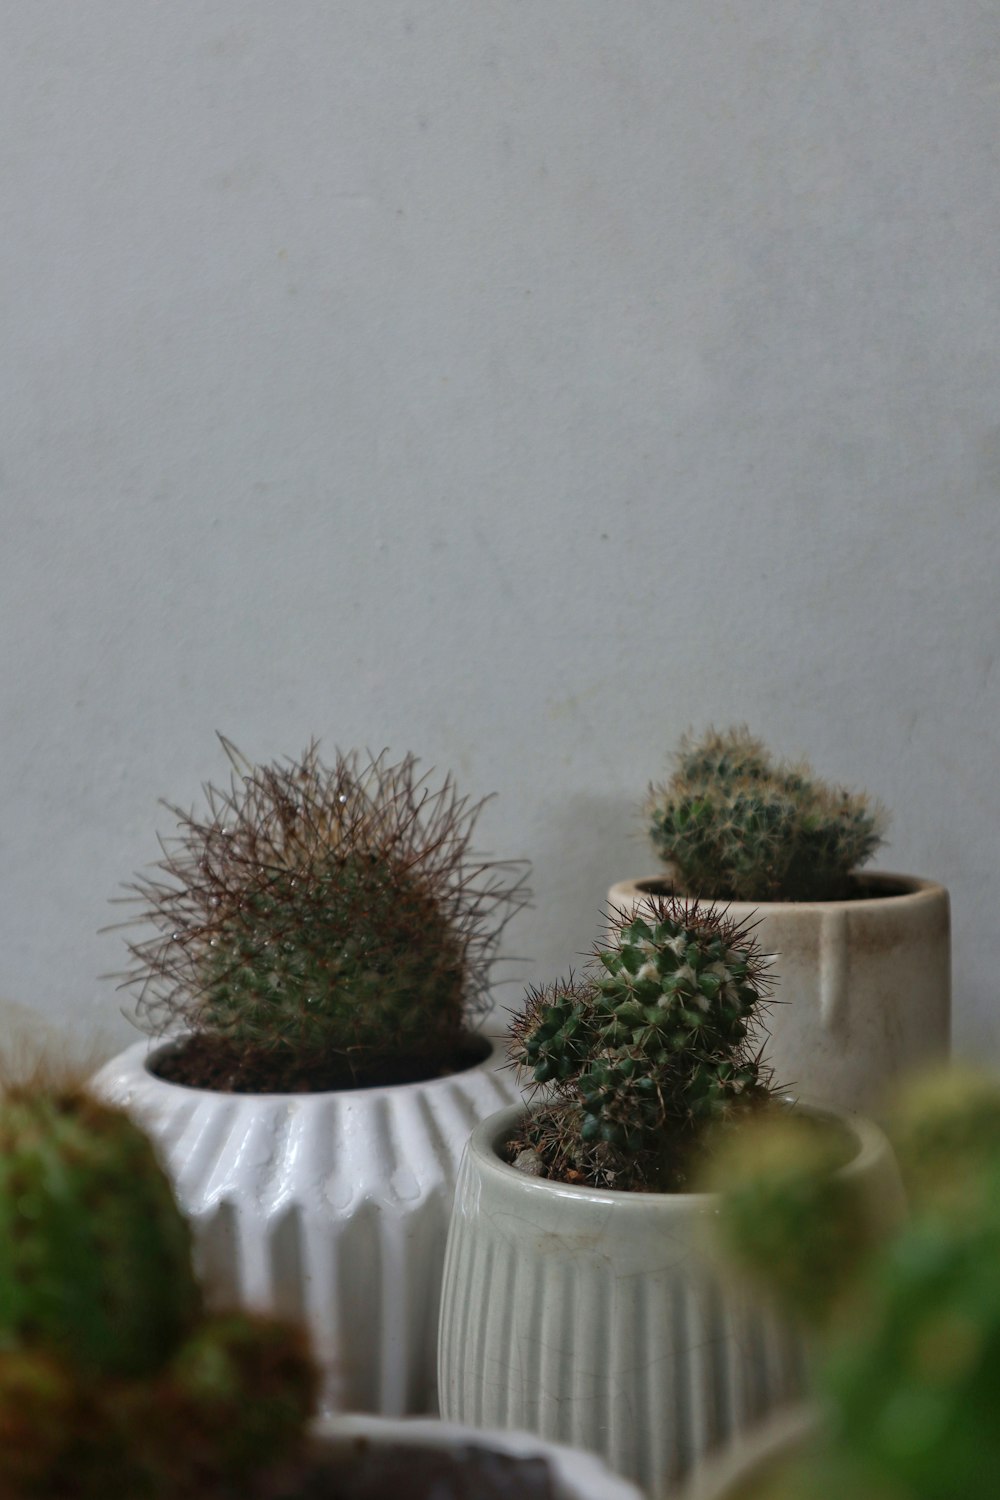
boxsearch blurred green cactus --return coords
[647,726,886,902]
[0,1087,316,1498]
[706,1068,1000,1500]
[706,1111,886,1328]
[0,1089,199,1379]
[119,742,529,1091]
[508,896,775,1191]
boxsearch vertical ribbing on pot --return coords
[90,1033,524,1415]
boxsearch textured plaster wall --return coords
[2,3,998,1068]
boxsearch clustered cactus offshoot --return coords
[0,1086,315,1498]
[117,742,529,1092]
[508,895,776,1191]
[706,1068,1000,1500]
[647,726,887,903]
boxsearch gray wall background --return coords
[2,3,997,1067]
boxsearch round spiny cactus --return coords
[647,726,887,903]
[0,1088,316,1499]
[119,742,529,1091]
[508,897,775,1191]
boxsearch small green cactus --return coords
[508,896,776,1191]
[0,1087,316,1498]
[119,742,529,1092]
[647,726,886,903]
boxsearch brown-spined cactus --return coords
[117,741,530,1092]
[507,896,776,1191]
[0,1086,316,1498]
[647,726,886,903]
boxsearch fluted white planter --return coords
[608,872,950,1116]
[438,1104,903,1500]
[306,1414,644,1499]
[90,1032,521,1416]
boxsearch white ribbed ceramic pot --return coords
[90,1032,521,1416]
[607,872,951,1117]
[307,1414,644,1499]
[438,1104,903,1500]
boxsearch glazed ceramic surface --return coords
[309,1413,644,1499]
[608,872,950,1116]
[90,1032,521,1415]
[438,1104,903,1499]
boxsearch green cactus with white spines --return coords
[509,897,775,1191]
[647,726,886,903]
[120,742,529,1092]
[0,1087,316,1498]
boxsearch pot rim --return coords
[608,869,947,915]
[307,1412,644,1498]
[464,1096,887,1209]
[97,1028,506,1104]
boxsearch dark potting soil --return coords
[268,1439,560,1500]
[632,874,915,903]
[152,1031,492,1094]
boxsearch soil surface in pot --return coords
[629,875,916,904]
[151,1031,492,1094]
[506,1102,856,1193]
[266,1438,560,1499]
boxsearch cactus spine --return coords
[120,742,529,1092]
[647,726,886,902]
[509,896,775,1191]
[0,1087,316,1498]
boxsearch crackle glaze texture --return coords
[608,873,951,1116]
[438,1105,904,1498]
[90,1034,521,1414]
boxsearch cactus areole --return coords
[117,742,529,1094]
[508,895,777,1192]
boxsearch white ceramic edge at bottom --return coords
[90,1030,522,1416]
[310,1414,645,1500]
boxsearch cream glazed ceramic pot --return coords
[306,1414,644,1499]
[607,872,950,1117]
[437,1103,904,1500]
[90,1030,523,1417]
